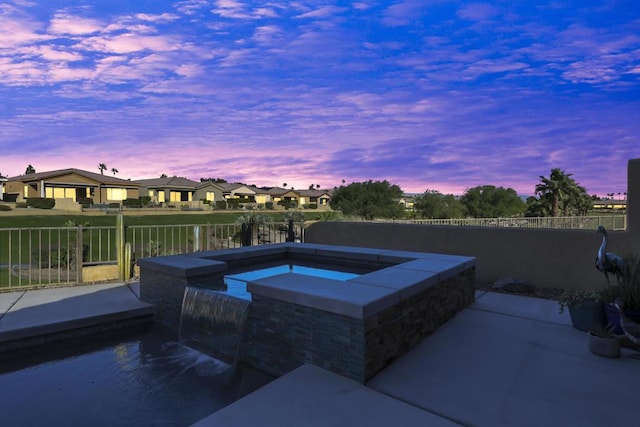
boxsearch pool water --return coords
[0,325,273,427]
[224,264,361,300]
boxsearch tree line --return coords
[330,168,597,220]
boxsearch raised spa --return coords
[139,243,476,382]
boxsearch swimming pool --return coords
[0,325,273,426]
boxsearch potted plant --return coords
[558,290,604,332]
[598,252,640,335]
[588,323,621,358]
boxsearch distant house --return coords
[194,181,226,204]
[297,189,332,209]
[267,187,300,208]
[399,194,416,211]
[4,168,140,207]
[136,176,199,205]
[217,183,257,203]
[592,199,627,211]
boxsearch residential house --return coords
[194,181,226,204]
[217,183,257,205]
[296,189,332,210]
[4,168,140,208]
[267,187,300,208]
[136,176,199,206]
[251,187,273,206]
[399,194,416,211]
[592,199,627,211]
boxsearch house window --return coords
[107,188,127,201]
[23,185,29,198]
[206,192,215,202]
[53,187,67,199]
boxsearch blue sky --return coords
[1,0,638,196]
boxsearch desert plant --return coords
[557,290,600,314]
[0,204,11,211]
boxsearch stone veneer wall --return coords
[241,295,367,381]
[240,267,475,383]
[140,268,225,329]
[364,268,475,379]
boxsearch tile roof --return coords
[7,168,139,186]
[135,176,199,189]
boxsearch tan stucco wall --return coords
[305,158,640,291]
[54,198,83,211]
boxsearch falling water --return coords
[179,286,251,364]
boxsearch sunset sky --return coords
[1,0,638,197]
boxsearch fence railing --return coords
[0,222,305,290]
[382,215,627,230]
[0,215,626,290]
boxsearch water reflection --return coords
[0,325,273,427]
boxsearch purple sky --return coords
[1,1,638,197]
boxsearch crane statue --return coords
[595,225,625,284]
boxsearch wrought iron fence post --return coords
[76,225,84,284]
[286,219,295,242]
[241,222,252,246]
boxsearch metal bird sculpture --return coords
[595,225,625,284]
[614,298,640,357]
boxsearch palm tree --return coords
[98,163,107,175]
[535,168,583,217]
[111,168,118,176]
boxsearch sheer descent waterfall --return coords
[179,286,251,364]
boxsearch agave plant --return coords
[599,252,640,311]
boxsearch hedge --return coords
[123,198,142,208]
[26,197,56,209]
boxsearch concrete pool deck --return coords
[1,283,639,426]
[0,282,152,349]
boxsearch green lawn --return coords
[0,211,326,228]
[0,210,324,289]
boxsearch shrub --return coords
[227,199,241,209]
[15,202,27,208]
[0,204,11,211]
[215,201,227,210]
[140,196,151,206]
[26,197,56,209]
[265,201,274,210]
[78,197,93,208]
[304,203,318,210]
[123,198,142,208]
[108,202,121,209]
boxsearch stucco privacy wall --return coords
[305,158,640,291]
